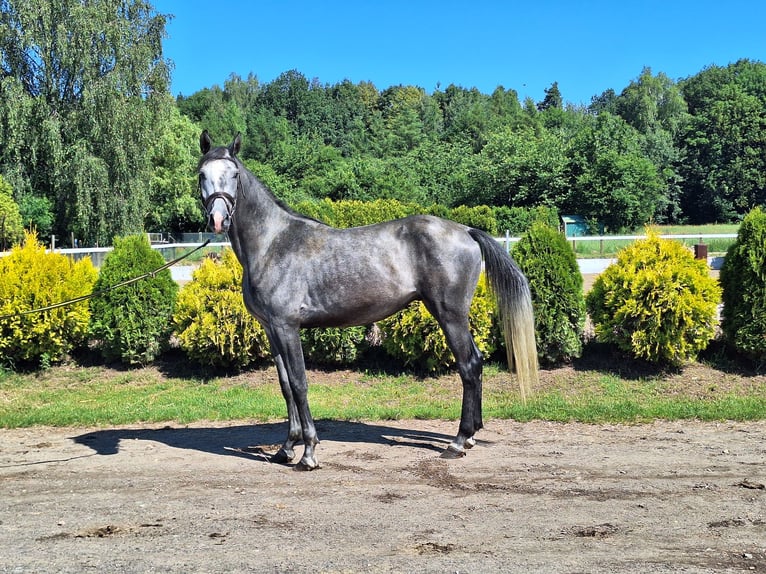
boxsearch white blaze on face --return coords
[200,158,239,233]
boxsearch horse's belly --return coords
[300,290,417,328]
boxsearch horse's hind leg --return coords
[430,307,484,458]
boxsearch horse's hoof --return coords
[464,436,477,449]
[295,458,320,471]
[440,445,466,459]
[271,448,295,464]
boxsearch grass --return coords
[1,346,764,428]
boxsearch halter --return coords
[199,156,241,222]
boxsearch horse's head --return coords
[198,131,242,234]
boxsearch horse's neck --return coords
[229,173,295,263]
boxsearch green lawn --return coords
[2,349,763,428]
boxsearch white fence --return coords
[1,234,736,279]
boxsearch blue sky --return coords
[153,1,766,106]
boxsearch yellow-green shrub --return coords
[586,229,721,365]
[173,249,270,368]
[0,175,23,247]
[0,231,97,367]
[379,274,497,372]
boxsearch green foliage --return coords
[469,127,569,209]
[291,197,502,234]
[293,198,422,227]
[301,327,368,366]
[537,82,563,111]
[719,207,766,362]
[448,205,498,235]
[17,194,54,237]
[679,60,766,223]
[494,205,560,235]
[89,235,178,365]
[512,223,586,364]
[379,274,497,372]
[0,0,171,245]
[173,249,270,368]
[586,229,721,365]
[0,231,97,367]
[0,175,22,247]
[146,105,204,235]
[566,112,664,232]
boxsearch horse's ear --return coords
[230,132,242,156]
[200,130,212,154]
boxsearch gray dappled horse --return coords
[198,131,538,470]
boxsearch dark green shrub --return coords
[89,235,178,365]
[0,231,97,367]
[586,229,721,365]
[719,207,766,363]
[512,222,585,364]
[301,327,368,366]
[173,249,270,368]
[379,274,497,372]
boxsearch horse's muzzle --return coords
[210,211,228,234]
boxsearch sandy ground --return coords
[1,418,764,573]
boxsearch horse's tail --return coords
[469,228,538,403]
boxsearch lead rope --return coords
[0,239,211,320]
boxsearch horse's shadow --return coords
[71,420,456,465]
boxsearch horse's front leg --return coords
[268,324,320,470]
[270,353,302,464]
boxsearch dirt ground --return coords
[1,418,764,573]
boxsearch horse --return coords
[198,131,538,470]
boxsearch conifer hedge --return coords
[512,222,586,364]
[719,207,766,363]
[89,235,178,365]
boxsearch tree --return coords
[613,68,689,222]
[146,103,204,236]
[512,222,585,364]
[537,81,563,111]
[679,60,766,222]
[17,194,53,237]
[589,88,617,114]
[436,84,493,152]
[178,85,246,145]
[0,0,171,245]
[719,207,766,362]
[565,113,663,232]
[378,85,429,154]
[470,126,569,208]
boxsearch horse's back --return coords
[266,214,483,328]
